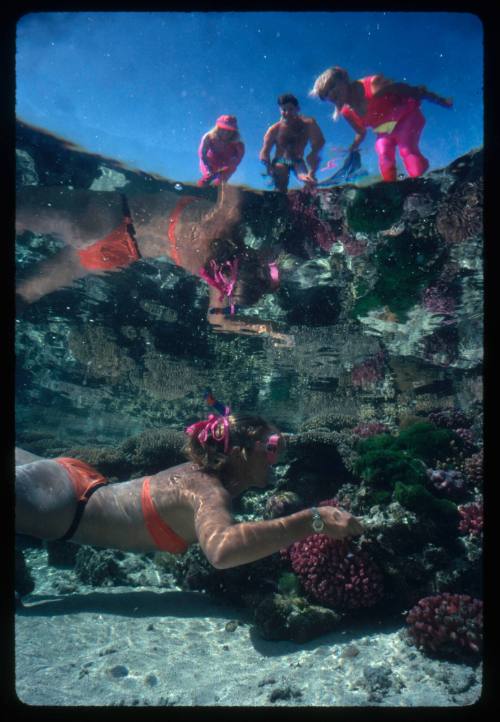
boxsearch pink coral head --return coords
[406,593,483,659]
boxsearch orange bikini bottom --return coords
[54,458,189,554]
[77,217,141,271]
[55,457,109,541]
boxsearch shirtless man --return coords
[259,93,325,192]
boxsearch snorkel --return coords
[199,258,239,315]
[206,260,280,316]
[204,388,230,416]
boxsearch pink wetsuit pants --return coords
[374,107,429,181]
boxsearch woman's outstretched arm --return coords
[192,481,363,569]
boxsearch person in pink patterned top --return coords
[310,66,452,182]
[198,115,245,186]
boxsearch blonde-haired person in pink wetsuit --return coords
[198,115,245,186]
[310,66,453,182]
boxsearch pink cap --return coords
[216,114,238,131]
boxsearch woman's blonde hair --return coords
[207,126,242,143]
[309,66,350,121]
[183,413,271,477]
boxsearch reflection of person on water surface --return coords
[16,182,289,344]
[15,408,364,567]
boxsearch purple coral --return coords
[427,409,471,429]
[340,234,367,257]
[453,428,478,454]
[351,352,386,389]
[422,285,456,316]
[288,191,337,252]
[426,468,467,499]
[458,501,483,537]
[351,421,390,438]
[464,449,483,488]
[406,593,482,659]
[284,535,384,611]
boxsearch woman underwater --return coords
[15,410,363,569]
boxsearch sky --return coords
[15,11,483,190]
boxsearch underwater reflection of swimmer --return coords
[15,183,289,345]
[15,410,363,570]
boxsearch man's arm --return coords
[304,119,326,177]
[259,124,278,165]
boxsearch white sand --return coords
[15,547,482,708]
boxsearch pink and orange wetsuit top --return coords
[341,76,420,135]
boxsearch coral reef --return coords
[284,535,384,611]
[288,190,338,253]
[15,124,483,646]
[421,284,456,316]
[346,183,404,233]
[427,408,471,429]
[68,325,136,383]
[340,234,368,257]
[393,482,459,525]
[458,502,483,537]
[351,421,390,438]
[174,544,288,606]
[463,449,483,488]
[351,351,386,389]
[426,468,467,499]
[120,427,186,476]
[405,593,482,660]
[251,593,343,643]
[75,547,130,587]
[264,492,304,519]
[352,422,468,526]
[436,180,483,244]
[351,229,444,321]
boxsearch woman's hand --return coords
[318,506,364,540]
[269,330,295,348]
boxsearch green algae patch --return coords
[354,448,427,490]
[393,481,459,521]
[352,229,445,320]
[346,183,404,233]
[354,423,462,521]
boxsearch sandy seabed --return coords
[14,547,482,708]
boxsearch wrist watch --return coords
[310,506,325,533]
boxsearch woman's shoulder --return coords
[157,462,227,492]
